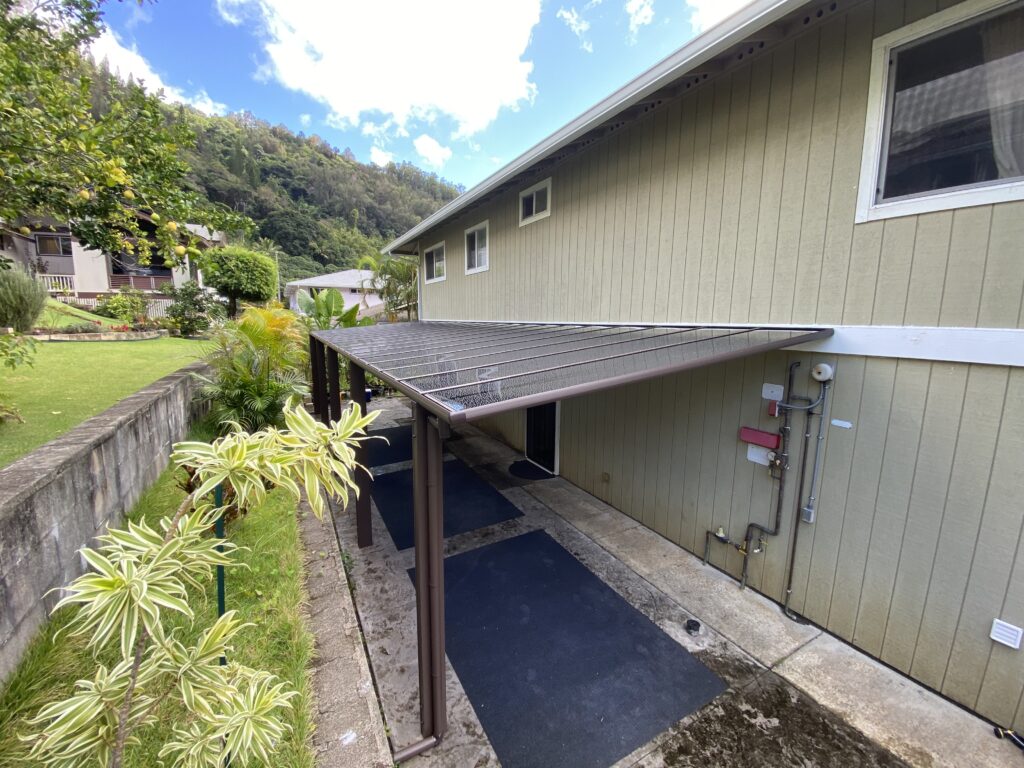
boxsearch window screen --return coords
[465,223,488,272]
[36,235,73,257]
[425,244,445,281]
[880,3,1024,201]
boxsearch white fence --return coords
[38,274,76,293]
[52,294,174,320]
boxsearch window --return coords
[519,178,551,226]
[424,242,446,283]
[857,0,1024,221]
[35,234,73,257]
[465,221,489,274]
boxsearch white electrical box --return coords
[762,383,784,401]
[991,619,1023,650]
[747,444,771,466]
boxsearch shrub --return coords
[204,246,278,317]
[198,306,308,432]
[0,269,47,332]
[60,322,103,334]
[96,288,147,323]
[164,280,223,336]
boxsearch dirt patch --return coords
[656,672,909,768]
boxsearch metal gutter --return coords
[383,0,811,255]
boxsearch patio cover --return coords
[313,321,833,423]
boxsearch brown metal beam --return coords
[348,361,372,548]
[425,414,447,738]
[411,404,433,738]
[326,348,342,422]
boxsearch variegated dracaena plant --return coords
[21,401,378,768]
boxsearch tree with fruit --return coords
[0,0,248,266]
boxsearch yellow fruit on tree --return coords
[150,213,161,222]
[165,221,178,233]
[174,245,187,257]
[18,226,30,235]
[77,189,91,201]
[123,189,135,200]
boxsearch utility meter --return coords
[811,363,834,382]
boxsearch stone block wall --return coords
[0,361,208,683]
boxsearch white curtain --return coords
[981,8,1024,178]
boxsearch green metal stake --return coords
[214,484,226,665]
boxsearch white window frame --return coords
[423,241,446,284]
[855,0,1024,223]
[464,220,490,275]
[518,177,552,227]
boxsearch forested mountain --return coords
[90,61,462,281]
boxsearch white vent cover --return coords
[990,619,1023,650]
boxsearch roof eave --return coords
[383,0,811,255]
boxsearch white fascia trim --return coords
[855,0,1023,223]
[425,320,1024,368]
[383,0,811,254]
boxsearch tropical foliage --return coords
[198,306,308,432]
[95,288,147,323]
[0,268,48,332]
[203,246,278,317]
[296,288,373,331]
[0,0,248,266]
[357,253,418,320]
[164,281,224,336]
[21,402,378,767]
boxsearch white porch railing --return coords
[38,274,76,294]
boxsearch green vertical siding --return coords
[412,0,1024,729]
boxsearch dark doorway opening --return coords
[525,402,558,474]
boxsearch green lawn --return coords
[37,299,119,329]
[0,337,205,468]
[0,439,316,767]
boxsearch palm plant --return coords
[198,307,308,432]
[22,402,380,768]
[356,253,418,321]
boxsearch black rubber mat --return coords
[432,530,726,768]
[372,459,523,550]
[363,424,414,467]
[508,459,555,480]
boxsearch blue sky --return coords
[91,0,746,188]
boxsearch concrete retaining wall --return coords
[0,362,208,683]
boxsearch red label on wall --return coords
[739,427,780,450]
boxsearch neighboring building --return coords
[383,0,1024,732]
[0,217,216,298]
[286,269,384,318]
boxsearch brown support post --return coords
[426,416,447,738]
[325,348,341,423]
[349,361,373,548]
[411,405,433,738]
[309,336,325,420]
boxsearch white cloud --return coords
[299,113,312,127]
[413,135,452,168]
[369,146,395,166]
[624,0,654,39]
[557,7,593,52]
[215,0,540,139]
[685,0,751,32]
[89,29,228,115]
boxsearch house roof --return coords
[314,321,832,423]
[384,0,817,255]
[286,269,376,291]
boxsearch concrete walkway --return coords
[323,397,1019,768]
